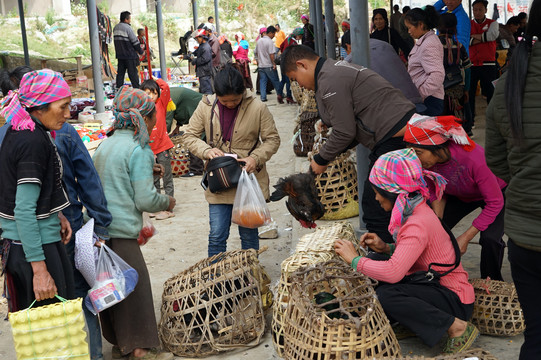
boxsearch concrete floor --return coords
[0,86,523,359]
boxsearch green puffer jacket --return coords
[485,42,541,251]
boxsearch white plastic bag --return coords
[232,169,272,229]
[85,244,138,314]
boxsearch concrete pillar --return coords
[87,0,105,113]
[350,0,371,229]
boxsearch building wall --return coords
[0,0,71,16]
[0,0,191,16]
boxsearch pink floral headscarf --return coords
[0,69,71,131]
[369,148,447,237]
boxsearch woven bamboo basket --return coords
[294,221,357,253]
[283,260,401,359]
[312,150,359,220]
[159,249,266,357]
[271,222,360,357]
[469,278,525,336]
[379,348,498,359]
[169,134,190,177]
[299,88,318,114]
[293,112,319,157]
[291,80,303,104]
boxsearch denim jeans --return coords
[280,73,292,98]
[65,229,104,360]
[208,204,259,257]
[259,67,283,100]
[153,150,174,197]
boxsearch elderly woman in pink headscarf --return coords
[232,31,253,90]
[301,14,315,49]
[334,148,478,354]
[0,69,74,312]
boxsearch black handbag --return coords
[443,42,464,89]
[200,99,257,193]
[201,156,242,193]
[399,219,461,286]
[443,64,464,90]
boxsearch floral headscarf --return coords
[112,86,155,147]
[369,148,447,237]
[0,69,71,131]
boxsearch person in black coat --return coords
[370,8,412,58]
[190,29,213,94]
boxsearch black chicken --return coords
[270,171,324,228]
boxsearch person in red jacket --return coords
[469,0,498,124]
[141,78,175,220]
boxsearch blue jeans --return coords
[280,73,292,98]
[208,204,259,257]
[259,67,283,100]
[65,226,104,360]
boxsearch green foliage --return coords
[71,0,87,16]
[97,0,109,15]
[69,46,90,58]
[371,0,390,11]
[45,8,55,26]
[163,14,179,38]
[7,7,18,18]
[137,12,157,31]
[34,16,46,33]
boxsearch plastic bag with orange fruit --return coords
[232,169,272,229]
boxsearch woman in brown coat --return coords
[183,66,280,257]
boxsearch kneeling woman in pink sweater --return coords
[335,148,477,354]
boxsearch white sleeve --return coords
[484,21,500,42]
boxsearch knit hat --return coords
[0,69,71,131]
[369,148,447,237]
[404,114,476,151]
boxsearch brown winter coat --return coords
[182,91,280,204]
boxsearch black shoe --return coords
[181,172,195,177]
[256,91,261,95]
[261,99,267,102]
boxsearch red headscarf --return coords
[403,114,476,152]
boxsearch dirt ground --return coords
[0,92,522,359]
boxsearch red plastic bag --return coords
[138,213,157,246]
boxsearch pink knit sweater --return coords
[357,201,475,304]
[408,31,445,100]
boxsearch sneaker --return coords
[261,99,267,102]
[155,211,175,220]
[442,322,479,354]
[129,349,174,360]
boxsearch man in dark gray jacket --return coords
[282,44,416,243]
[190,29,213,94]
[113,11,143,89]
